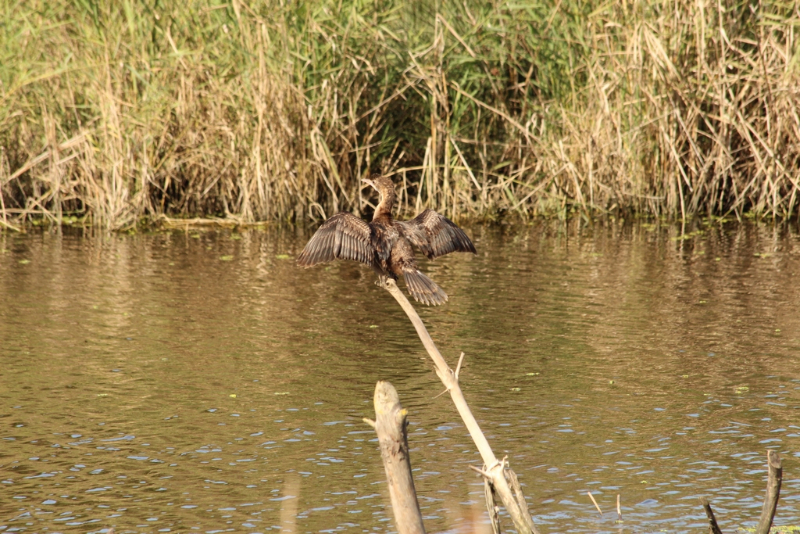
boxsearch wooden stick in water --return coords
[364,381,426,534]
[700,497,724,534]
[587,492,603,515]
[483,475,501,534]
[755,450,782,534]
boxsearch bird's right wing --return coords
[297,212,373,267]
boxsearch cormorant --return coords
[297,175,476,305]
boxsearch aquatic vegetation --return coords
[1,0,799,228]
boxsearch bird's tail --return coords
[403,269,448,306]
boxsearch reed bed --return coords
[1,0,798,229]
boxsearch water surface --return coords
[1,220,799,533]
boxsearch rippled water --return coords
[1,220,799,534]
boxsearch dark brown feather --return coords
[403,268,448,306]
[297,212,372,267]
[396,209,477,259]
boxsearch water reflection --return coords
[0,220,798,533]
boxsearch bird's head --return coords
[361,175,394,197]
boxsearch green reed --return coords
[1,0,798,229]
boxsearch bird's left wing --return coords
[297,212,373,267]
[396,209,476,259]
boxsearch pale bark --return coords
[383,279,538,534]
[365,381,426,534]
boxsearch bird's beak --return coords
[361,178,376,191]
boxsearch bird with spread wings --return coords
[297,175,476,305]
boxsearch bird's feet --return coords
[374,276,395,289]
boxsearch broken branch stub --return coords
[699,497,724,534]
[371,380,426,534]
[484,476,502,534]
[755,450,782,534]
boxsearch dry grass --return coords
[1,0,798,229]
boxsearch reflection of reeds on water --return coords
[2,1,798,228]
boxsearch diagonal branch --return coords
[382,279,539,534]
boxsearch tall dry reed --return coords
[1,0,798,229]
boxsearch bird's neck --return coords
[372,189,395,221]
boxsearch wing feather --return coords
[297,212,373,267]
[396,209,477,259]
